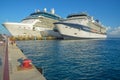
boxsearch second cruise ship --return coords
[54,13,107,39]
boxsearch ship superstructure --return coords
[54,12,107,39]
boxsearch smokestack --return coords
[51,8,55,14]
[35,9,40,13]
[44,8,47,12]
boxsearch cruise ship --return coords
[54,13,107,39]
[2,8,63,39]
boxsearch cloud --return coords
[107,26,120,38]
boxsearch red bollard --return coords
[22,59,32,68]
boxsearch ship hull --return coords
[55,23,107,40]
[3,22,63,39]
[3,22,41,37]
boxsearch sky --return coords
[0,0,120,38]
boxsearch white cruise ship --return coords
[54,13,107,39]
[2,8,63,39]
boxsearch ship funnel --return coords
[91,16,94,22]
[44,8,47,12]
[91,16,94,20]
[35,9,40,13]
[51,8,55,14]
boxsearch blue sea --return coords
[16,39,120,80]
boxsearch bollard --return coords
[22,59,32,68]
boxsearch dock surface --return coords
[0,37,46,80]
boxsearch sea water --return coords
[13,39,120,80]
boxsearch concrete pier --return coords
[0,36,46,80]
